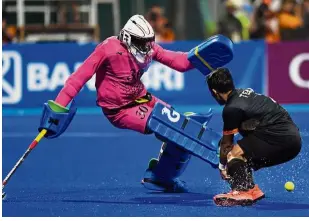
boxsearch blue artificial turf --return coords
[2,109,309,216]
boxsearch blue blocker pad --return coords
[38,100,77,139]
[147,103,221,167]
[188,34,234,75]
[183,109,213,126]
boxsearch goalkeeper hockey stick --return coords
[2,129,47,199]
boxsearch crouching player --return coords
[38,15,233,192]
[206,68,302,206]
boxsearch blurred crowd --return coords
[145,5,176,43]
[2,0,309,44]
[145,0,309,43]
[217,0,309,43]
[2,0,84,44]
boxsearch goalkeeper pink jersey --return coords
[55,36,193,110]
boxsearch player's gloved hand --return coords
[38,100,77,139]
[219,163,230,180]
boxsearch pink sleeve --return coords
[55,44,106,107]
[152,43,194,72]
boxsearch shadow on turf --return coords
[60,199,309,210]
[61,192,215,207]
[5,190,309,210]
[255,201,309,211]
[61,193,309,210]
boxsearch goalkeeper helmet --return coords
[119,15,155,65]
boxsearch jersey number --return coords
[136,106,148,120]
[239,88,254,98]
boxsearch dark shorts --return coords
[237,133,302,171]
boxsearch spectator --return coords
[303,0,309,39]
[146,6,175,43]
[250,2,280,43]
[2,11,15,44]
[278,0,304,41]
[236,1,253,40]
[217,0,243,42]
[57,1,81,24]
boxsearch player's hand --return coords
[219,169,230,180]
[218,163,230,180]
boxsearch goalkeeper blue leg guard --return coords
[142,142,191,193]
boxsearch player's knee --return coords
[227,144,245,162]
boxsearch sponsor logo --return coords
[2,51,22,104]
[2,51,185,106]
[26,61,185,92]
[26,62,96,91]
[268,42,309,103]
[142,62,184,91]
[289,53,309,89]
[161,106,180,123]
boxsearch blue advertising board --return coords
[2,40,265,109]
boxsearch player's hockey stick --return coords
[2,129,48,199]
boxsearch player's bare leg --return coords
[214,144,265,206]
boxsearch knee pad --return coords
[151,142,191,181]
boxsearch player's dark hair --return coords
[206,67,235,93]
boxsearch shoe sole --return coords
[214,194,265,207]
[141,179,166,191]
[141,178,188,193]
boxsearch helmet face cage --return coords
[119,30,154,55]
[130,35,155,54]
[119,29,154,64]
